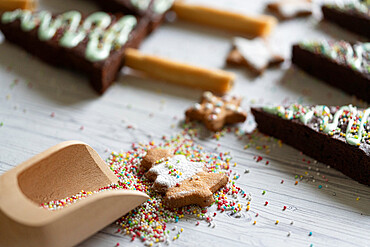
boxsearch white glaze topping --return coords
[1,10,137,62]
[148,155,204,189]
[233,37,272,71]
[262,104,370,146]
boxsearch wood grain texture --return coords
[0,0,369,247]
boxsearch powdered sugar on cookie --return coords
[233,37,271,71]
[227,37,284,75]
[148,155,204,189]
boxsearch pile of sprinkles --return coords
[42,133,246,246]
[109,134,246,245]
[39,123,365,246]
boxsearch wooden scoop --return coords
[0,141,149,247]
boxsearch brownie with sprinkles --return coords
[322,0,370,38]
[89,0,174,33]
[251,104,370,185]
[0,9,149,94]
[292,40,370,102]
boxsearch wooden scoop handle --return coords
[125,48,235,94]
[172,1,277,37]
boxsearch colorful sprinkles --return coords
[38,122,361,245]
[41,134,246,245]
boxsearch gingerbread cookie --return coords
[141,148,228,208]
[267,0,312,20]
[140,148,173,171]
[185,91,247,132]
[227,37,284,75]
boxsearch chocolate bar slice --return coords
[251,104,370,185]
[322,1,370,38]
[292,40,370,102]
[0,9,149,94]
[90,0,174,33]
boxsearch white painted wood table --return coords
[0,0,369,246]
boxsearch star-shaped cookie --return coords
[141,148,229,208]
[185,91,247,131]
[140,148,173,171]
[266,0,312,20]
[226,37,284,75]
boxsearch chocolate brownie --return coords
[0,9,149,94]
[322,1,370,38]
[251,104,370,186]
[292,40,370,102]
[89,0,174,33]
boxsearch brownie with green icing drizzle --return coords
[251,104,370,185]
[299,41,370,74]
[292,40,370,102]
[0,9,149,94]
[322,0,370,38]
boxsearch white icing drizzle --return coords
[233,37,273,71]
[153,0,174,14]
[193,103,201,110]
[1,10,137,62]
[131,0,151,11]
[148,155,204,189]
[200,91,245,122]
[263,104,370,146]
[130,0,174,14]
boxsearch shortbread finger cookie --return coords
[141,148,228,208]
[227,37,284,75]
[0,0,37,11]
[185,91,247,132]
[267,0,312,20]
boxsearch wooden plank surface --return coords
[0,0,369,246]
